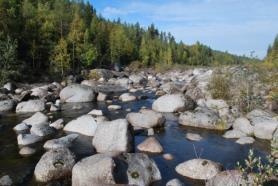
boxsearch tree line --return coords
[0,0,262,83]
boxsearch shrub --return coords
[208,73,231,100]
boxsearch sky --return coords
[90,0,278,59]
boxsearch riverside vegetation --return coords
[0,0,278,186]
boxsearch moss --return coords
[131,171,140,179]
[88,70,101,80]
[215,119,227,130]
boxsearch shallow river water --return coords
[0,90,270,185]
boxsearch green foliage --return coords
[208,73,231,100]
[265,35,278,65]
[237,149,277,185]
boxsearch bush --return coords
[208,73,231,100]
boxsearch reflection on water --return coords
[0,91,270,185]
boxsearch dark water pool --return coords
[0,90,270,185]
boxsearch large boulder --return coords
[137,137,163,153]
[152,94,187,113]
[34,148,75,182]
[206,170,247,186]
[0,100,15,112]
[233,117,254,136]
[59,84,95,103]
[43,134,79,150]
[72,153,116,186]
[63,115,98,136]
[179,107,230,130]
[122,153,161,186]
[16,100,45,113]
[126,109,165,129]
[22,112,48,126]
[92,119,132,153]
[175,159,222,180]
[129,74,147,85]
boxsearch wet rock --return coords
[16,100,45,113]
[19,146,36,156]
[163,153,174,160]
[223,130,246,139]
[50,104,60,112]
[137,137,163,153]
[72,153,116,186]
[30,124,55,137]
[152,94,187,113]
[31,87,48,98]
[93,119,132,153]
[0,175,13,186]
[63,115,98,136]
[88,109,103,116]
[22,112,48,126]
[50,119,64,130]
[186,133,203,141]
[126,109,165,129]
[233,117,254,136]
[179,107,230,130]
[122,153,161,186]
[129,74,147,85]
[236,137,255,145]
[147,128,155,136]
[34,148,75,182]
[59,84,95,103]
[0,100,15,112]
[175,159,222,180]
[160,82,181,94]
[206,170,247,186]
[252,117,278,140]
[3,82,15,92]
[108,105,121,111]
[166,178,184,186]
[13,123,29,132]
[43,134,79,150]
[17,134,42,146]
[119,93,136,102]
[97,92,107,101]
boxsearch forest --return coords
[0,0,275,84]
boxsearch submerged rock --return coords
[17,134,42,146]
[223,130,246,139]
[0,100,15,112]
[34,148,75,182]
[166,178,185,186]
[206,170,247,186]
[108,105,122,111]
[126,109,165,129]
[137,137,163,153]
[93,119,132,153]
[16,100,45,113]
[186,133,203,141]
[59,84,95,103]
[152,94,187,113]
[0,175,13,186]
[63,115,98,136]
[19,146,36,156]
[72,153,116,186]
[175,159,222,180]
[30,124,54,137]
[236,137,255,145]
[119,93,136,102]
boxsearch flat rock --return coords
[88,109,103,116]
[223,130,246,139]
[43,134,79,150]
[0,175,12,186]
[59,84,95,103]
[152,94,187,113]
[17,134,42,146]
[108,105,121,111]
[236,137,255,145]
[19,146,36,156]
[22,112,48,126]
[16,100,45,113]
[119,93,136,102]
[186,133,203,141]
[206,170,248,186]
[175,159,222,180]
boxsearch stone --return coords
[108,105,121,111]
[59,84,95,103]
[186,133,203,141]
[166,178,184,186]
[30,124,55,137]
[137,137,163,153]
[119,93,136,102]
[126,109,165,129]
[97,92,107,101]
[93,119,132,153]
[175,159,222,180]
[22,112,48,126]
[3,82,15,92]
[43,134,79,150]
[13,123,29,132]
[122,153,161,186]
[236,137,255,145]
[0,100,15,112]
[129,74,147,85]
[252,117,278,140]
[50,104,60,112]
[152,94,187,113]
[16,100,45,113]
[19,146,36,156]
[63,115,98,136]
[17,134,42,146]
[233,117,254,135]
[163,153,174,160]
[0,175,12,186]
[34,148,75,182]
[31,87,48,98]
[206,170,247,186]
[72,153,116,186]
[223,130,246,139]
[88,109,103,116]
[50,119,64,130]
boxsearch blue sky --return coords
[90,0,278,58]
